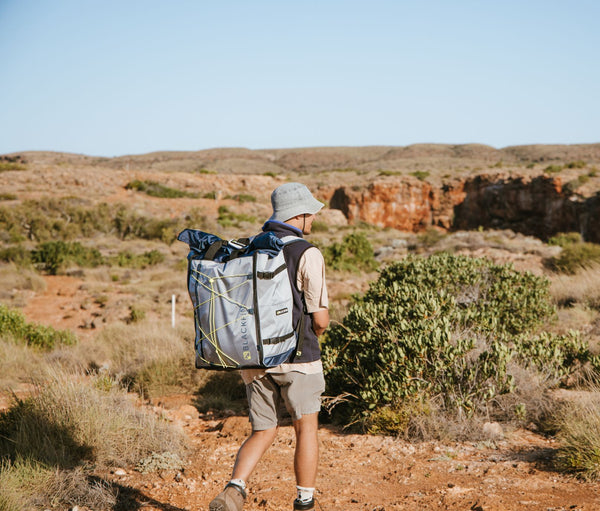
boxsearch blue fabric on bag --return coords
[177,229,284,261]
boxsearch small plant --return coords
[194,167,216,174]
[411,170,430,181]
[378,170,402,177]
[128,306,146,323]
[0,193,17,200]
[232,193,257,203]
[417,227,446,247]
[0,304,76,349]
[113,249,165,269]
[263,171,278,177]
[545,164,564,173]
[566,160,586,169]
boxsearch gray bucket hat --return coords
[269,182,324,222]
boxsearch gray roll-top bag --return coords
[178,229,304,370]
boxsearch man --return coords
[209,182,330,511]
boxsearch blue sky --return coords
[1,0,598,157]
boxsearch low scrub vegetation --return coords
[322,253,596,437]
[547,232,600,274]
[553,393,600,480]
[1,241,166,274]
[217,206,257,228]
[0,304,76,350]
[0,198,207,244]
[320,232,378,273]
[125,179,199,199]
[0,372,187,509]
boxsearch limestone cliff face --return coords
[328,174,600,242]
[329,178,435,231]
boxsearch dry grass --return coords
[553,390,600,480]
[0,335,50,389]
[0,460,115,511]
[0,263,46,307]
[550,263,600,309]
[0,370,186,509]
[81,321,202,397]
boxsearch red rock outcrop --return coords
[330,174,600,242]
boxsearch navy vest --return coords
[262,221,321,363]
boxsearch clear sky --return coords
[1,0,598,157]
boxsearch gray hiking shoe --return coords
[209,483,246,511]
[293,498,315,510]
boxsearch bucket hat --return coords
[269,182,324,222]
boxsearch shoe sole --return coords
[209,500,226,511]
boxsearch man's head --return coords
[269,182,324,227]
[268,182,324,235]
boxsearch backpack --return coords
[177,229,304,370]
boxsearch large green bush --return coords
[322,253,591,432]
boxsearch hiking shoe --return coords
[293,498,315,510]
[209,483,246,511]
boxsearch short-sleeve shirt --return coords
[240,246,328,384]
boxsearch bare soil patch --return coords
[92,397,600,511]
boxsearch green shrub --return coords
[217,206,256,228]
[232,193,257,203]
[0,162,25,172]
[322,253,573,431]
[417,228,446,247]
[0,193,17,200]
[0,304,76,349]
[194,167,216,174]
[545,164,564,173]
[320,232,378,273]
[125,179,199,199]
[128,306,146,323]
[31,241,103,274]
[566,160,586,169]
[0,245,31,266]
[113,249,165,268]
[548,242,600,274]
[411,170,430,181]
[548,232,582,247]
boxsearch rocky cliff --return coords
[328,174,600,243]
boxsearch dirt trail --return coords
[95,396,600,511]
[21,275,100,334]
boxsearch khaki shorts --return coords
[246,371,325,430]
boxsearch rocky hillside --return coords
[2,143,600,241]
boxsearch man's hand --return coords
[311,309,330,337]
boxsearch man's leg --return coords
[231,426,279,481]
[293,412,319,487]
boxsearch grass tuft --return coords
[554,394,600,480]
